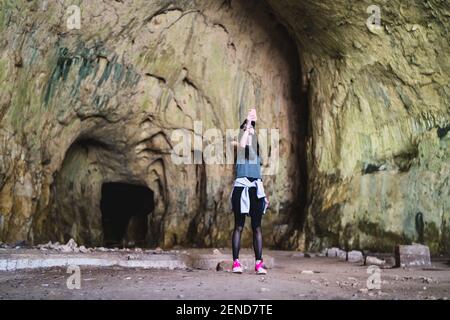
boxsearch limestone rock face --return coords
[0,0,448,253]
[266,0,450,253]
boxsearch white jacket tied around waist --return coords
[231,177,267,214]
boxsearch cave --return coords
[100,182,154,248]
[0,0,448,254]
[39,134,161,248]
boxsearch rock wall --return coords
[0,0,307,248]
[267,0,450,253]
[0,0,448,253]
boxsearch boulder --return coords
[337,250,347,260]
[326,248,340,258]
[347,250,363,263]
[365,256,386,267]
[395,244,431,268]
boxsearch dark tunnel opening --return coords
[100,182,154,247]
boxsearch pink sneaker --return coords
[255,260,267,274]
[232,259,243,273]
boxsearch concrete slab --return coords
[0,251,189,271]
[0,249,274,272]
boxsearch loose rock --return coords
[326,248,340,258]
[301,270,315,274]
[337,250,347,260]
[365,256,386,266]
[347,250,363,263]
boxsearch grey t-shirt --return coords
[236,145,262,179]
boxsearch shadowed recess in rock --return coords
[101,182,154,248]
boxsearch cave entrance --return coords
[100,182,154,247]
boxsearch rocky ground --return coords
[0,249,449,300]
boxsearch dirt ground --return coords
[0,250,449,300]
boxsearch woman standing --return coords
[230,108,269,274]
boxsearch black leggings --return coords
[232,210,263,261]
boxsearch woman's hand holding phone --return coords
[247,108,257,123]
[246,109,257,134]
